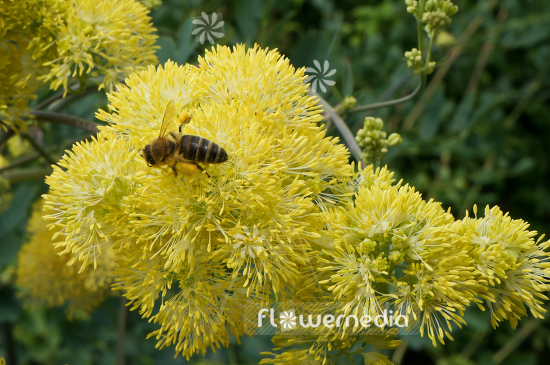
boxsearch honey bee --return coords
[142,100,228,177]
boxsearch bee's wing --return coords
[158,100,177,138]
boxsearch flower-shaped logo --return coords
[305,60,336,93]
[280,310,297,331]
[192,12,225,45]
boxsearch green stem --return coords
[116,297,128,365]
[1,322,17,365]
[344,2,427,116]
[20,132,57,166]
[1,167,53,183]
[460,330,486,360]
[311,90,365,168]
[0,153,40,173]
[493,320,540,364]
[391,340,408,365]
[345,76,425,114]
[425,35,434,69]
[36,86,99,112]
[35,91,67,110]
[0,134,93,174]
[30,110,100,133]
[417,0,426,52]
[0,128,15,152]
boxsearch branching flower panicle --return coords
[454,205,550,329]
[45,45,355,358]
[0,0,62,129]
[43,132,143,271]
[0,0,158,130]
[318,167,482,346]
[16,200,117,319]
[42,0,158,94]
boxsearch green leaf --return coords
[175,17,198,64]
[234,0,263,43]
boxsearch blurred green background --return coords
[1,0,550,364]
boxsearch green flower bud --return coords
[338,96,357,112]
[405,48,424,75]
[388,251,405,264]
[405,0,418,14]
[388,133,403,146]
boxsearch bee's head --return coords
[142,144,156,167]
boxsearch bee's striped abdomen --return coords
[179,135,228,164]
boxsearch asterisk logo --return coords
[280,310,297,331]
[305,60,336,93]
[192,12,225,45]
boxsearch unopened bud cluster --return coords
[404,48,435,75]
[405,0,458,37]
[405,0,418,14]
[356,117,402,164]
[336,96,357,112]
[423,0,457,36]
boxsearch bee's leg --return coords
[171,162,178,177]
[192,162,210,178]
[178,112,193,133]
[176,160,210,178]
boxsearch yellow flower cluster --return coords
[16,200,117,319]
[454,205,550,329]
[317,169,479,347]
[313,168,550,351]
[0,0,158,130]
[42,0,158,93]
[0,0,61,129]
[39,44,550,362]
[43,45,354,358]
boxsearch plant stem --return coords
[0,134,93,174]
[460,330,486,360]
[0,128,15,152]
[402,13,486,131]
[51,87,100,113]
[345,76,425,114]
[1,167,52,183]
[344,1,427,116]
[310,90,365,168]
[0,153,40,173]
[391,341,408,365]
[1,322,17,365]
[425,35,434,68]
[493,320,540,364]
[30,111,100,133]
[20,132,57,166]
[116,297,128,365]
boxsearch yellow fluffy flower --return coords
[260,349,323,365]
[0,0,61,130]
[42,0,158,94]
[43,132,143,271]
[0,0,158,130]
[319,169,482,346]
[42,43,550,360]
[454,205,550,329]
[262,333,400,365]
[44,45,354,357]
[16,200,117,319]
